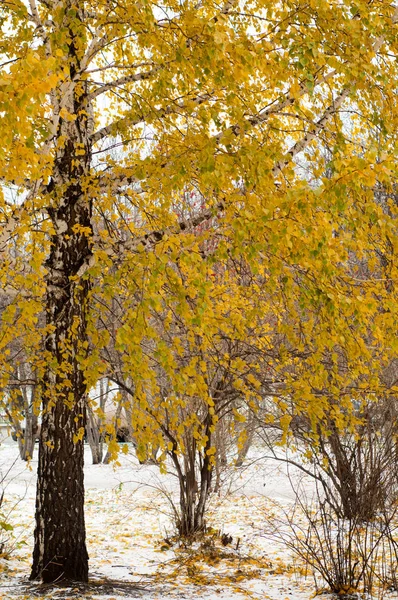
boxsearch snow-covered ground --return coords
[0,436,320,600]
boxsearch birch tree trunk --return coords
[19,364,38,461]
[86,405,104,465]
[30,24,93,579]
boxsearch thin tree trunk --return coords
[6,406,25,460]
[236,411,255,467]
[103,399,123,464]
[87,377,110,464]
[194,416,213,532]
[214,419,227,493]
[19,366,38,461]
[86,405,103,464]
[23,410,37,461]
[175,416,214,537]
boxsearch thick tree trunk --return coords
[30,202,92,581]
[31,397,89,582]
[30,31,93,579]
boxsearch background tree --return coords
[5,363,40,462]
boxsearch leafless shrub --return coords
[263,476,398,597]
[0,457,27,558]
[258,395,398,522]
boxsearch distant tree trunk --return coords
[86,379,110,464]
[120,382,159,463]
[214,419,228,492]
[86,406,103,464]
[6,405,25,458]
[30,64,93,580]
[5,378,38,462]
[216,419,228,466]
[19,367,38,461]
[22,410,38,461]
[236,411,256,466]
[103,399,123,464]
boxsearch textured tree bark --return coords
[194,416,213,532]
[30,191,92,580]
[30,394,89,582]
[30,28,94,578]
[30,181,92,580]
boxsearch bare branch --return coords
[90,92,213,144]
[85,61,155,75]
[272,87,350,176]
[79,30,109,74]
[93,199,223,263]
[28,0,41,24]
[87,66,162,101]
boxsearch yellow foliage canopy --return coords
[0,0,398,444]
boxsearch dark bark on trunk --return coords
[31,209,92,580]
[31,397,89,582]
[30,19,94,579]
[31,199,92,581]
[194,415,213,532]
